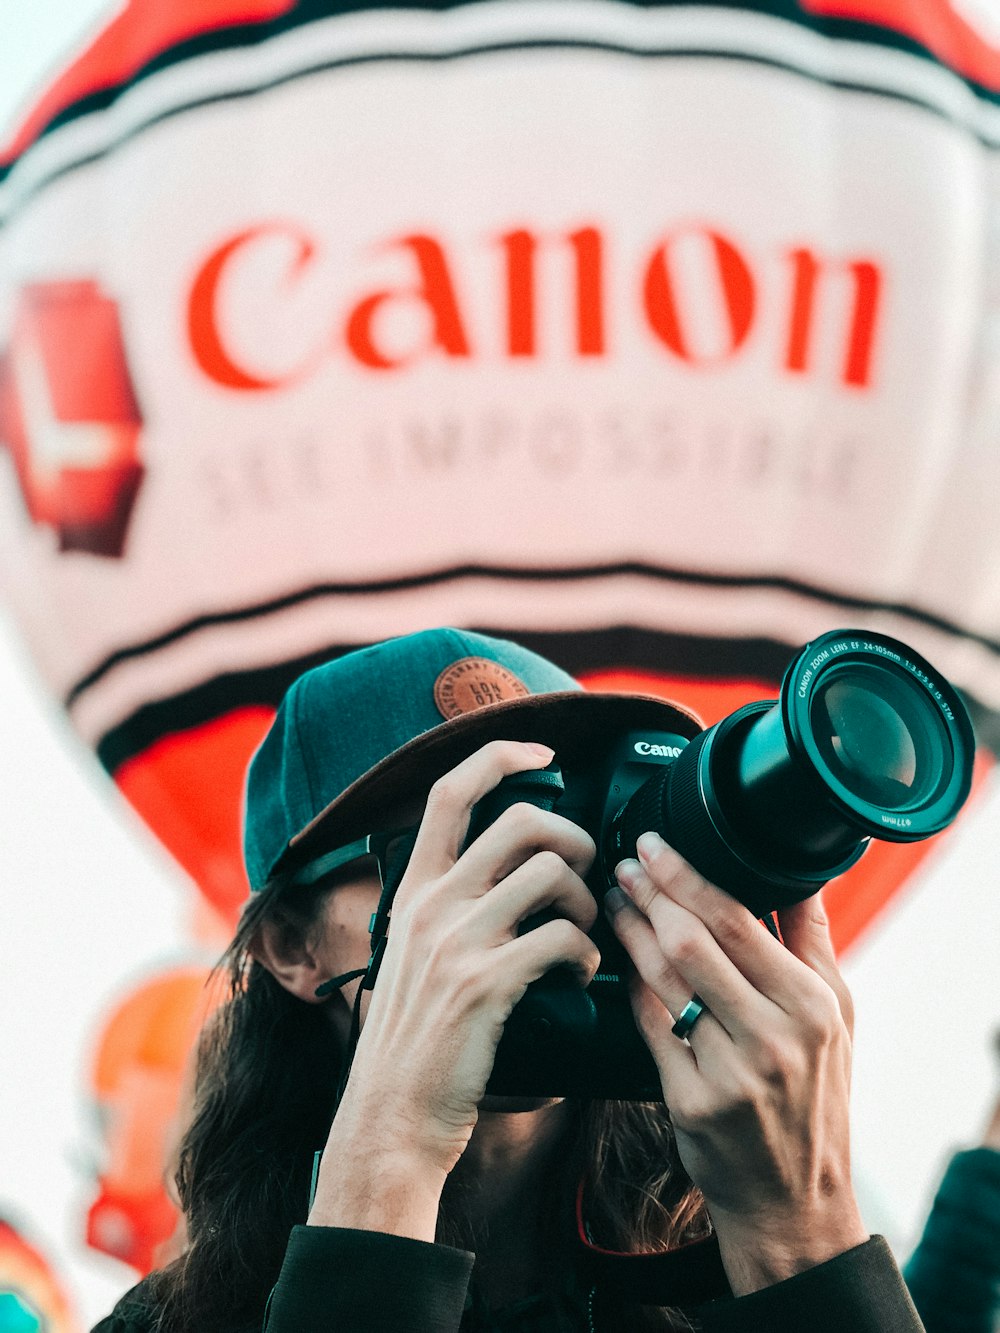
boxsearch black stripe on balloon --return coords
[66,564,1000,710]
[2,8,998,226]
[93,623,996,773]
[4,0,997,181]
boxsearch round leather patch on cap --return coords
[433,657,531,719]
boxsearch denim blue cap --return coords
[243,626,701,891]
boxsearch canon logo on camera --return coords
[633,741,683,758]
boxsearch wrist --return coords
[711,1201,869,1296]
[308,1132,448,1241]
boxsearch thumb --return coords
[777,892,854,1034]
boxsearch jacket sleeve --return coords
[262,1225,475,1332]
[903,1147,1000,1333]
[695,1236,925,1332]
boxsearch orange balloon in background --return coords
[86,966,224,1275]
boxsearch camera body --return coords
[478,730,693,1100]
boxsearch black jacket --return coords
[93,1224,925,1332]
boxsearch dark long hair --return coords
[149,880,709,1332]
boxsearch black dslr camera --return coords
[475,629,975,1101]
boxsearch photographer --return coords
[94,628,924,1332]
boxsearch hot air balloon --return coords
[85,965,222,1275]
[3,0,999,944]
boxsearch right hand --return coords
[312,740,599,1228]
[608,837,866,1293]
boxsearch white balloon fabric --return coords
[1,0,998,930]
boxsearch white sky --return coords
[2,2,1000,1328]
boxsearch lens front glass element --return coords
[810,667,948,809]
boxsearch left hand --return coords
[607,831,868,1296]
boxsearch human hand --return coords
[314,740,599,1234]
[608,831,868,1296]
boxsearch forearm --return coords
[307,1157,444,1240]
[710,1189,869,1295]
[307,1107,448,1242]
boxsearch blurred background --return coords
[2,1,1000,1327]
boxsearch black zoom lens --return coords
[606,630,975,919]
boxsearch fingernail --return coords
[636,831,665,861]
[524,742,555,759]
[615,858,642,891]
[604,886,628,916]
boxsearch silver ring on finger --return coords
[671,993,707,1041]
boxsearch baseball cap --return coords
[244,627,702,891]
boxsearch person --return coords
[903,1032,1000,1332]
[94,627,925,1332]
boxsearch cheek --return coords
[315,879,382,1038]
[321,888,381,968]
[327,915,372,959]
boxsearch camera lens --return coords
[810,667,948,810]
[605,629,975,918]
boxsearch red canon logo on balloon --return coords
[0,280,144,558]
[187,221,883,392]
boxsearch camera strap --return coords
[328,827,420,1108]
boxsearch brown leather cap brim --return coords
[280,691,703,878]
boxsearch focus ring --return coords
[611,765,673,864]
[663,730,804,916]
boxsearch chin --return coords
[478,1095,566,1113]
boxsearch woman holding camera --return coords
[94,628,924,1332]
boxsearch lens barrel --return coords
[607,630,975,918]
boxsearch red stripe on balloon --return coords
[114,704,275,927]
[0,0,297,166]
[801,0,1000,93]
